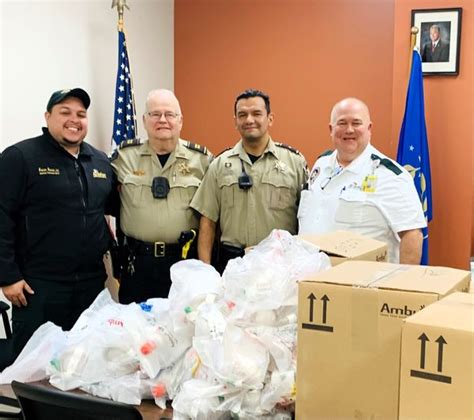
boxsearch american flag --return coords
[112,29,137,146]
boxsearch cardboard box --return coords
[298,230,388,265]
[399,292,474,419]
[296,261,471,420]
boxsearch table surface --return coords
[0,380,173,420]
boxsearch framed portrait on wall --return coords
[411,8,462,76]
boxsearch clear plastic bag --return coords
[224,230,330,319]
[126,307,192,379]
[194,324,269,389]
[172,378,242,420]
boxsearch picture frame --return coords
[411,8,462,76]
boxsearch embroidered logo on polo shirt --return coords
[92,169,107,179]
[38,167,60,176]
[309,167,320,184]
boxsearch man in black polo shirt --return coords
[0,88,114,359]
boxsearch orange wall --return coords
[391,0,473,269]
[175,0,473,269]
[175,0,395,162]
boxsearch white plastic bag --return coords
[0,322,66,384]
[248,323,297,372]
[156,346,214,400]
[168,260,223,332]
[70,289,116,334]
[81,372,144,405]
[49,313,138,390]
[260,370,295,411]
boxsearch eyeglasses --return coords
[146,111,180,121]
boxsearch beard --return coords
[62,136,83,145]
[243,134,261,142]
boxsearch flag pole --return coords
[112,0,129,30]
[111,0,138,145]
[408,26,419,75]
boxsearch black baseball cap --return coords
[46,88,91,112]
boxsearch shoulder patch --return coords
[119,138,141,149]
[275,142,304,156]
[184,141,209,155]
[318,149,333,159]
[371,153,402,176]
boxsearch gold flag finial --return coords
[408,26,419,76]
[112,0,130,30]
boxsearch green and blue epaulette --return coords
[371,154,402,175]
[318,149,334,159]
[184,141,210,155]
[275,142,303,156]
[119,138,141,149]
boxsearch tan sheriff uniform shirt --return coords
[112,138,211,243]
[190,138,307,247]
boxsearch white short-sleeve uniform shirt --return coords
[298,144,426,263]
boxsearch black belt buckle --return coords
[154,241,165,257]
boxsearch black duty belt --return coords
[126,237,181,258]
[220,243,245,260]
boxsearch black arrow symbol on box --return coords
[435,336,447,372]
[418,333,429,369]
[321,294,330,324]
[307,293,316,323]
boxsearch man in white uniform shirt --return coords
[298,98,426,264]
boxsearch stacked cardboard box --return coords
[296,261,470,419]
[399,292,474,419]
[298,230,388,265]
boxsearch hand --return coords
[2,280,35,307]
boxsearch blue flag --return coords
[112,29,137,146]
[396,49,432,265]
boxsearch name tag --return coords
[362,175,377,193]
[38,167,60,176]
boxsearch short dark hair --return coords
[234,89,271,115]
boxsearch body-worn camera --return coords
[238,159,253,190]
[238,172,253,190]
[152,176,170,198]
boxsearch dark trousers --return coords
[118,254,182,304]
[11,276,105,358]
[215,243,245,275]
